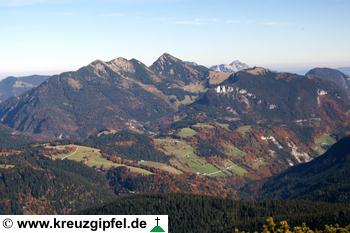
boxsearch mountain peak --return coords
[109,57,129,63]
[90,59,106,66]
[89,57,136,73]
[108,57,134,71]
[210,60,250,73]
[150,53,209,84]
[157,53,181,64]
[150,53,183,73]
[89,60,110,75]
[229,60,244,65]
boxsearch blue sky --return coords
[1,0,350,77]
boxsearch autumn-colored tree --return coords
[234,218,350,233]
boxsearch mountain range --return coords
[0,58,248,104]
[0,53,350,217]
[0,54,349,177]
[1,54,348,141]
[0,54,216,139]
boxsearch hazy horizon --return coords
[0,54,348,79]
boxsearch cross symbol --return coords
[155,217,160,226]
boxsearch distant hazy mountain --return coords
[0,75,49,102]
[306,68,349,93]
[337,67,350,75]
[260,137,350,202]
[210,60,250,73]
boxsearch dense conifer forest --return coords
[81,193,350,233]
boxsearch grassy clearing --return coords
[139,161,183,175]
[208,168,231,177]
[236,125,252,134]
[125,166,153,175]
[226,163,247,176]
[154,138,221,175]
[177,128,197,138]
[314,134,336,155]
[183,83,207,93]
[206,160,247,177]
[0,164,15,169]
[192,123,215,130]
[221,143,247,157]
[216,123,230,130]
[209,71,232,85]
[45,144,152,175]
